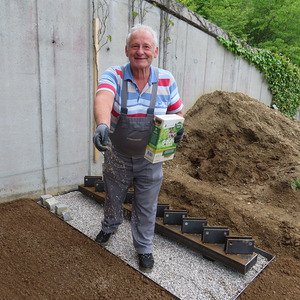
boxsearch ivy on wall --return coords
[217,35,300,118]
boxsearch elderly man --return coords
[93,24,184,273]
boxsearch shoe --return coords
[95,230,114,246]
[138,253,154,273]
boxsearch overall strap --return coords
[121,66,128,115]
[147,67,159,116]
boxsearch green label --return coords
[149,126,160,146]
[175,122,183,130]
[163,148,176,156]
[148,121,183,149]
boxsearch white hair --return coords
[126,24,158,48]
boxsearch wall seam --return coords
[221,48,226,91]
[52,26,60,192]
[182,22,189,103]
[203,36,210,94]
[35,0,46,195]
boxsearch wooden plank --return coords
[78,185,105,204]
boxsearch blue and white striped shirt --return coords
[97,63,183,132]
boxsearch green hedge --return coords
[217,36,300,118]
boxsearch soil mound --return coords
[178,91,299,188]
[160,91,300,299]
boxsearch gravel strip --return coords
[54,191,269,300]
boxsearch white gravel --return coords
[53,191,270,300]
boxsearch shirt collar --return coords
[124,63,158,85]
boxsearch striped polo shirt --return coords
[97,62,183,132]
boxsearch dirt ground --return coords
[1,91,299,299]
[159,91,300,300]
[0,199,176,300]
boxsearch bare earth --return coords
[0,91,299,299]
[160,91,300,300]
[0,199,176,300]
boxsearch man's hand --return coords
[174,126,185,144]
[93,123,112,151]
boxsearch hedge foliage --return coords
[217,35,300,118]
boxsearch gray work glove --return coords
[93,123,112,151]
[174,126,185,144]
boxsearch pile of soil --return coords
[160,91,300,299]
[0,199,176,300]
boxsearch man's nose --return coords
[137,46,143,54]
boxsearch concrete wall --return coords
[1,0,292,202]
[0,1,93,201]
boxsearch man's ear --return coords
[154,46,159,58]
[125,45,128,57]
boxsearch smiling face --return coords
[125,29,158,73]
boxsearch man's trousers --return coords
[102,150,163,254]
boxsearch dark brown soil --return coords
[0,199,176,300]
[160,91,300,300]
[1,91,299,299]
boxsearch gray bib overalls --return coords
[102,66,164,254]
[110,66,158,157]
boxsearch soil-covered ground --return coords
[0,199,176,300]
[1,91,299,299]
[160,91,300,300]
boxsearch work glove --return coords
[93,123,112,151]
[174,126,185,144]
